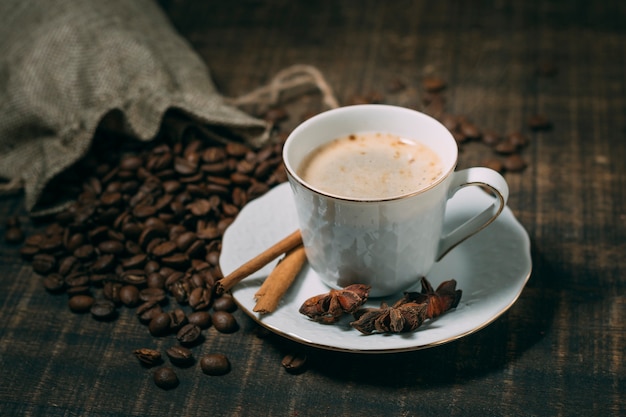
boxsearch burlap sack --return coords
[0,0,268,214]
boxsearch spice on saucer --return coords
[215,230,302,294]
[350,277,462,335]
[253,245,307,314]
[298,284,371,324]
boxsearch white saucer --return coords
[220,182,532,353]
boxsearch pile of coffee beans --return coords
[17,124,286,388]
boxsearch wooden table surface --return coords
[1,1,624,416]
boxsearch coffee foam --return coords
[299,132,443,199]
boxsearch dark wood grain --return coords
[1,0,624,416]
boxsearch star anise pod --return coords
[299,284,371,324]
[399,277,462,320]
[350,300,428,334]
[350,277,462,335]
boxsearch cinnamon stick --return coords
[215,230,302,294]
[253,245,307,314]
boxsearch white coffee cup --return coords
[283,104,509,297]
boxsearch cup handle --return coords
[436,167,509,261]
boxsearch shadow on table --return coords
[266,242,570,388]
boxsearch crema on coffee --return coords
[298,132,443,199]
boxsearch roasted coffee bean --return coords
[212,294,237,313]
[99,191,122,207]
[153,367,179,390]
[39,236,64,253]
[165,345,194,367]
[5,227,24,244]
[174,157,198,176]
[211,311,239,333]
[32,254,56,275]
[201,161,229,175]
[139,227,167,249]
[494,140,518,155]
[145,237,165,254]
[481,130,501,147]
[459,121,481,140]
[63,232,82,253]
[121,254,147,270]
[57,256,79,276]
[172,231,196,251]
[225,142,249,157]
[169,281,189,304]
[161,253,189,269]
[120,155,143,171]
[188,272,206,289]
[221,202,239,218]
[146,272,165,289]
[144,260,160,274]
[124,240,143,256]
[145,218,169,234]
[74,244,96,261]
[164,270,184,286]
[121,223,142,240]
[139,287,166,303]
[66,285,91,296]
[19,245,40,260]
[149,312,172,336]
[162,179,182,194]
[42,273,66,292]
[137,301,163,324]
[119,285,140,307]
[528,114,552,130]
[150,241,178,258]
[281,352,308,374]
[88,226,109,244]
[188,287,212,311]
[89,273,111,286]
[121,270,147,286]
[422,76,446,92]
[103,281,123,304]
[133,348,162,367]
[168,308,188,332]
[507,131,529,148]
[235,159,255,176]
[98,240,125,255]
[504,154,528,172]
[247,181,269,200]
[91,254,116,273]
[68,294,94,313]
[187,311,212,329]
[185,240,206,259]
[65,272,89,288]
[253,161,273,180]
[25,233,45,247]
[90,299,117,320]
[217,218,234,234]
[132,205,157,219]
[199,353,231,376]
[202,146,227,163]
[176,323,202,345]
